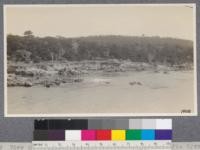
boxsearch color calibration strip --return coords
[34,119,172,141]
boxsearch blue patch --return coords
[141,130,155,140]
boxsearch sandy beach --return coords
[7,70,195,115]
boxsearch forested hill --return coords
[7,32,193,65]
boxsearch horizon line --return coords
[6,33,193,42]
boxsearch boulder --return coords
[24,81,33,87]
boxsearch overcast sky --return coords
[5,4,195,40]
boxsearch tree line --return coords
[7,31,193,65]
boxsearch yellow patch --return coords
[111,130,126,141]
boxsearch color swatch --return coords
[111,130,126,141]
[141,130,155,140]
[34,119,172,141]
[126,130,141,140]
[81,130,96,141]
[155,130,172,140]
[96,130,111,140]
[65,130,81,141]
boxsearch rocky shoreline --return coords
[7,60,193,88]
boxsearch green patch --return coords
[126,130,141,140]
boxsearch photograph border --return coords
[3,3,198,117]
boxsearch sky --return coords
[4,4,195,41]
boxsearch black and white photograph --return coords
[4,4,197,116]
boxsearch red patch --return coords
[96,130,111,140]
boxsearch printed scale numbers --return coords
[32,141,172,150]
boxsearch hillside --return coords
[7,34,193,65]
